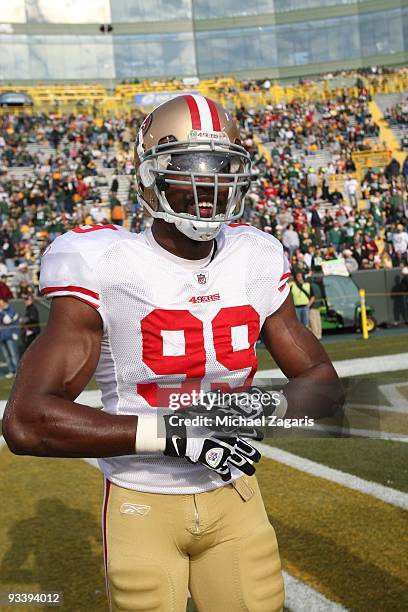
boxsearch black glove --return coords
[162,413,261,482]
[185,386,288,437]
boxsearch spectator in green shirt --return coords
[327,221,342,251]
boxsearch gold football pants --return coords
[102,476,284,612]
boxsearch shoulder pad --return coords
[39,225,134,312]
[223,223,283,250]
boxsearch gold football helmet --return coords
[134,94,252,241]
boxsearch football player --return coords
[3,95,341,612]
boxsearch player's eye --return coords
[167,153,235,174]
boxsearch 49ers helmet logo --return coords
[141,113,153,138]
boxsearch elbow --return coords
[320,366,346,418]
[2,413,40,456]
[317,360,340,381]
[292,361,345,420]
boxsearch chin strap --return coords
[210,240,218,262]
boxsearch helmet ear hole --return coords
[139,161,155,188]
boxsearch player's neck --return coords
[151,220,214,260]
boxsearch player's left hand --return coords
[184,386,287,439]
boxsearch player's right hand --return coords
[162,414,261,482]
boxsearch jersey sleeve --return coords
[222,224,292,319]
[39,228,109,325]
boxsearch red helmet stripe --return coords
[184,95,201,130]
[205,97,221,131]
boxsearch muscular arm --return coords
[2,297,137,458]
[261,293,343,418]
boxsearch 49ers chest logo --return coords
[195,270,209,285]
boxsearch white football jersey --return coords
[39,223,290,494]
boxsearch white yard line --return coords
[1,352,404,612]
[1,353,407,420]
[379,383,408,411]
[3,434,406,510]
[1,356,406,508]
[255,352,408,379]
[0,433,348,611]
[283,572,348,612]
[72,390,103,406]
[0,390,103,419]
[0,428,396,611]
[256,443,408,510]
[346,403,407,414]
[306,424,407,443]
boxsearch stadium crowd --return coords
[0,86,407,303]
[384,100,408,126]
[236,88,407,276]
[383,96,408,151]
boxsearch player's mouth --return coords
[187,202,215,218]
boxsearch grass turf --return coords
[0,452,107,612]
[263,438,408,492]
[256,333,408,371]
[0,448,406,612]
[258,459,408,611]
[1,334,406,610]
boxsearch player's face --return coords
[164,179,230,218]
[162,152,239,219]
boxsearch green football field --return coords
[0,333,407,611]
[256,332,408,371]
[0,437,407,612]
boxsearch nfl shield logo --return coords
[205,447,223,468]
[195,271,209,285]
